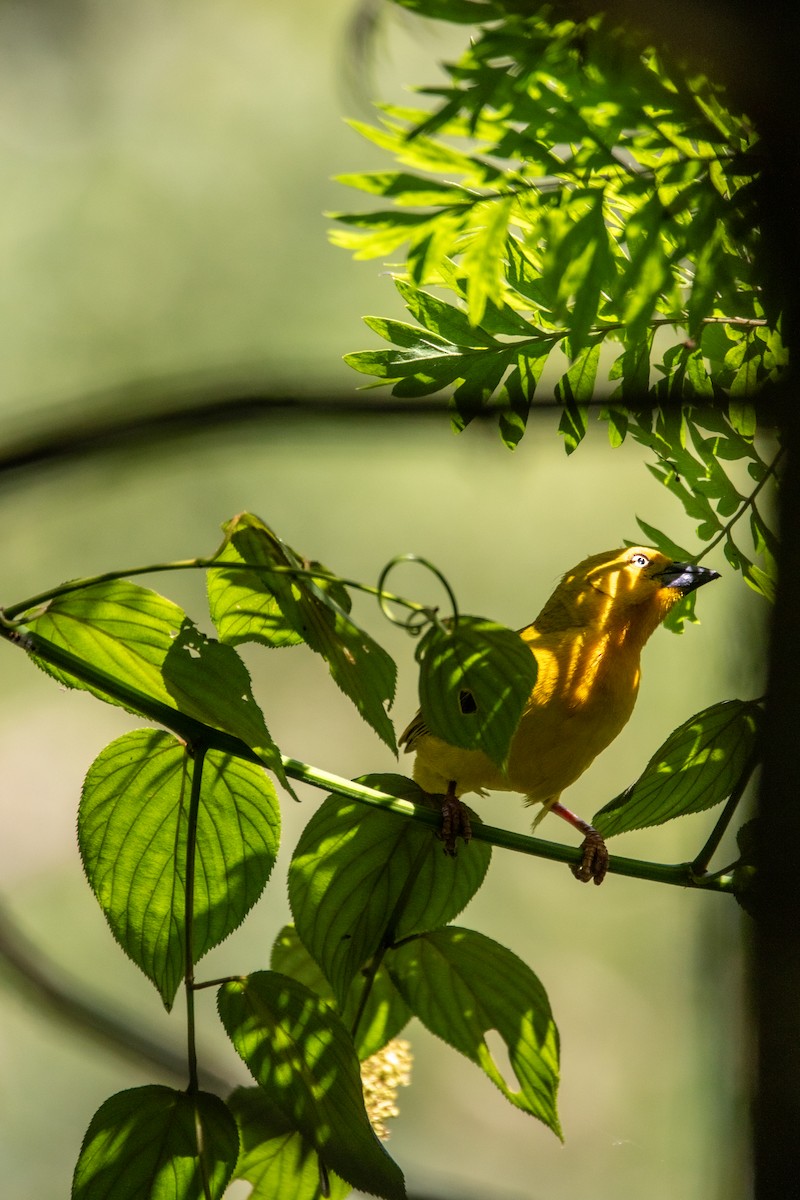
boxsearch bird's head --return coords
[536,546,719,640]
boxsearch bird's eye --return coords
[630,553,650,568]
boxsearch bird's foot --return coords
[438,784,472,857]
[547,801,609,886]
[572,830,608,885]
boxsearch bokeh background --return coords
[0,2,766,1197]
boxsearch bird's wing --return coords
[398,709,429,754]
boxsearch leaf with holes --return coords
[415,617,536,767]
[387,927,561,1137]
[72,1085,238,1200]
[288,774,490,1008]
[28,580,287,785]
[218,972,405,1200]
[208,513,397,751]
[79,729,279,1009]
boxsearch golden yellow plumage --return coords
[400,546,719,883]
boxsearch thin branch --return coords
[280,754,733,890]
[0,375,780,484]
[698,444,785,561]
[0,624,734,897]
[1,557,433,625]
[0,622,734,891]
[184,742,207,1095]
[691,749,760,875]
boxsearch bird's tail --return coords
[528,794,560,830]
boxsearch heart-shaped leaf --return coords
[388,927,561,1138]
[288,773,490,1006]
[72,1085,238,1200]
[415,617,536,767]
[79,729,279,1008]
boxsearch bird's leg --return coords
[549,801,609,885]
[439,780,472,857]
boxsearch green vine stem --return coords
[696,444,785,563]
[184,740,208,1095]
[0,557,436,625]
[0,619,735,892]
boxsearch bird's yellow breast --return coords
[411,624,641,804]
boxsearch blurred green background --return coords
[0,2,764,1198]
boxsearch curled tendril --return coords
[376,554,459,637]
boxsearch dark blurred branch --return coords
[0,382,445,481]
[0,898,235,1094]
[0,375,781,486]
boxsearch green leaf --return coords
[334,170,470,206]
[557,393,588,455]
[449,347,515,428]
[395,279,497,346]
[632,518,694,563]
[209,513,397,751]
[461,197,514,325]
[362,316,456,351]
[601,405,629,447]
[555,337,604,420]
[415,617,537,767]
[228,1087,351,1200]
[271,924,412,1061]
[547,193,613,349]
[29,581,287,785]
[743,562,776,602]
[686,223,727,333]
[728,398,757,437]
[685,347,714,397]
[79,730,279,1009]
[29,580,186,707]
[208,543,351,649]
[288,774,490,1008]
[615,329,656,397]
[72,1086,238,1200]
[162,622,288,783]
[218,972,406,1200]
[388,928,561,1137]
[616,196,674,341]
[592,700,761,836]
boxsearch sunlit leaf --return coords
[73,1086,238,1200]
[395,279,497,346]
[289,774,490,1008]
[29,581,287,785]
[218,972,405,1200]
[209,513,397,751]
[415,617,537,767]
[388,927,561,1137]
[461,197,514,325]
[228,1087,351,1200]
[593,700,761,836]
[79,730,279,1009]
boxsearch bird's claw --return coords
[439,791,472,857]
[572,830,608,885]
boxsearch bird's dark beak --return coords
[657,561,720,594]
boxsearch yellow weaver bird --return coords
[400,546,719,884]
